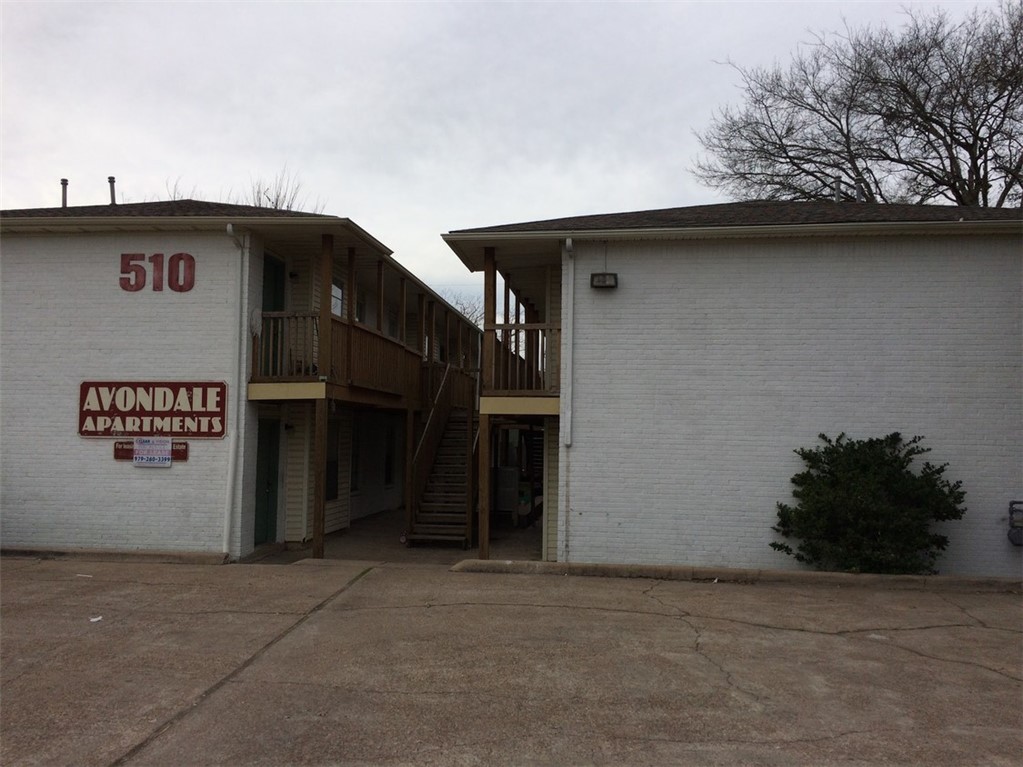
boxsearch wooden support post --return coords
[404,406,415,540]
[545,265,554,393]
[376,259,385,333]
[478,413,491,559]
[346,247,356,382]
[399,278,407,345]
[319,234,334,380]
[428,299,437,397]
[313,397,327,559]
[483,248,496,391]
[502,278,511,390]
[465,392,474,545]
[444,309,451,364]
[429,300,437,360]
[525,305,536,389]
[418,293,427,359]
[418,292,427,405]
[513,295,521,389]
[457,321,464,371]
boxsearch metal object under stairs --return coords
[407,409,473,547]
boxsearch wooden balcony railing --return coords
[347,323,422,396]
[483,323,560,395]
[253,312,319,379]
[252,312,478,410]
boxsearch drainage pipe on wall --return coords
[223,225,249,558]
[562,237,575,447]
[560,237,575,561]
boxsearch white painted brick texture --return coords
[1,232,244,553]
[558,233,1022,578]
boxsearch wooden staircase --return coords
[407,409,473,547]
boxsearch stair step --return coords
[420,502,466,512]
[412,524,467,536]
[416,513,466,524]
[406,533,468,547]
[423,496,466,503]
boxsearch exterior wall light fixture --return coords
[590,272,618,289]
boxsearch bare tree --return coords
[693,3,1023,207]
[164,177,199,200]
[239,165,325,212]
[442,289,485,327]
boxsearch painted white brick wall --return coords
[1,231,251,555]
[558,232,1022,578]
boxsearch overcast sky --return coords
[1,0,986,293]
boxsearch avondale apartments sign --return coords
[79,382,227,438]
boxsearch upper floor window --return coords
[331,278,344,317]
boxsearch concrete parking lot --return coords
[1,555,1020,766]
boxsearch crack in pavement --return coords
[645,582,1023,685]
[341,599,679,620]
[642,581,767,704]
[67,568,1018,766]
[107,565,377,767]
[935,591,1022,634]
[834,629,1018,683]
[226,677,635,703]
[334,590,1022,684]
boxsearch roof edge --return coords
[0,214,394,256]
[443,218,1022,242]
[443,218,1022,271]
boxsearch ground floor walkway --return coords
[2,556,1020,766]
[251,506,543,566]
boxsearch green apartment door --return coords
[260,257,286,376]
[263,256,285,311]
[254,419,280,546]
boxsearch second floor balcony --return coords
[483,322,561,395]
[251,311,477,410]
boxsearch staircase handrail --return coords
[413,363,452,467]
[410,364,455,525]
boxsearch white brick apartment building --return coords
[444,201,1022,578]
[1,197,479,560]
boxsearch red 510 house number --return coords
[120,253,195,292]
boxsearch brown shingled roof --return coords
[449,200,1022,234]
[0,199,331,219]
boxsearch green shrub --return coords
[771,433,966,574]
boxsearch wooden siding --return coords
[543,417,559,562]
[331,260,349,317]
[283,402,311,542]
[324,408,352,534]
[283,402,351,542]
[546,268,562,394]
[290,253,313,311]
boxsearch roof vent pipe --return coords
[61,178,68,208]
[833,177,841,203]
[108,176,116,205]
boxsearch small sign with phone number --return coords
[133,437,172,467]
